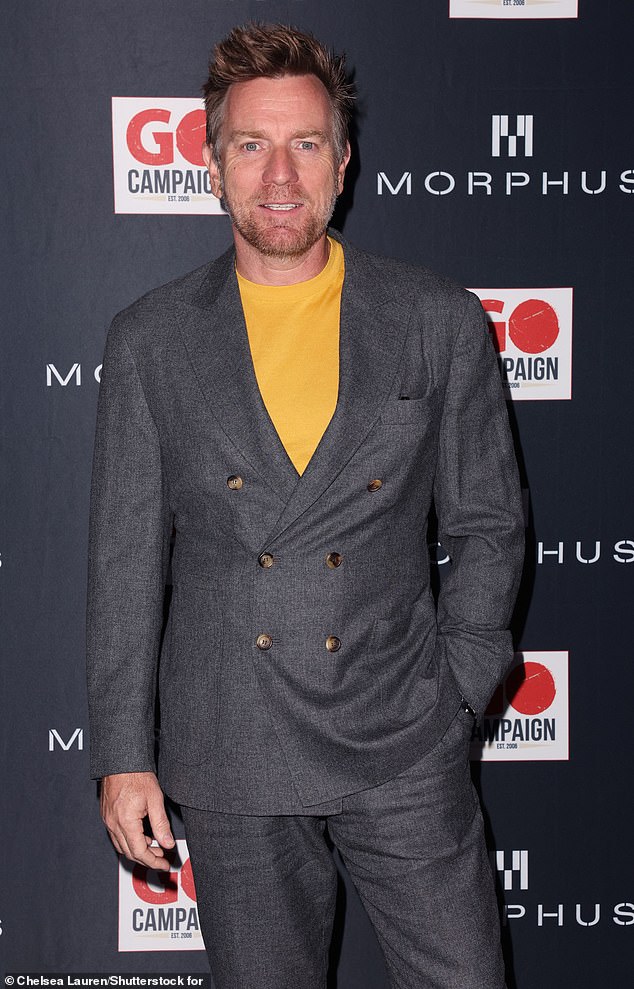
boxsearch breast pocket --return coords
[379,393,438,425]
[159,581,221,766]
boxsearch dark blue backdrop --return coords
[2,2,632,986]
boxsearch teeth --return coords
[264,204,298,210]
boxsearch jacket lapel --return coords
[177,239,413,545]
[263,240,413,545]
[177,247,300,505]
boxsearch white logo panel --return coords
[470,287,573,400]
[112,97,224,215]
[450,1,578,19]
[471,651,570,762]
[118,839,205,951]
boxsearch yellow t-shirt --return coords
[237,237,344,476]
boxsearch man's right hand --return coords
[100,771,175,871]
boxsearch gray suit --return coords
[86,233,524,817]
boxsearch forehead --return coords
[222,74,334,135]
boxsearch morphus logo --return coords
[450,1,578,19]
[492,115,533,158]
[470,651,569,762]
[470,288,573,401]
[493,850,529,891]
[118,839,205,951]
[112,98,224,215]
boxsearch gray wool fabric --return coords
[180,707,506,989]
[86,231,525,814]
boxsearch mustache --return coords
[255,186,306,201]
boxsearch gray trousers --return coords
[181,706,506,989]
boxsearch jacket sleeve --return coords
[86,317,172,778]
[433,290,525,717]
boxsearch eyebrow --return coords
[228,129,331,143]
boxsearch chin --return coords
[243,222,326,260]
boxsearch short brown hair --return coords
[203,23,356,161]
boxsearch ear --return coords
[336,142,351,195]
[202,144,222,199]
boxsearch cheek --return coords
[222,159,258,187]
[303,162,340,197]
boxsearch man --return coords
[87,22,524,989]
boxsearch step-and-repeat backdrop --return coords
[2,2,632,987]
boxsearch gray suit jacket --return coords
[86,234,524,813]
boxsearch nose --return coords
[262,145,299,187]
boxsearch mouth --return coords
[260,203,302,211]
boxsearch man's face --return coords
[203,74,350,262]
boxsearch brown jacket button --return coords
[258,552,274,569]
[367,478,383,492]
[326,552,343,569]
[227,475,243,490]
[256,633,273,650]
[325,635,341,652]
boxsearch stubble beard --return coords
[221,178,339,261]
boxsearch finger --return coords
[147,793,175,850]
[122,814,165,862]
[112,806,147,861]
[106,828,125,857]
[111,827,135,863]
[126,834,172,870]
[110,820,170,870]
[112,827,164,869]
[146,838,166,856]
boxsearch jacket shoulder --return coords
[342,239,477,313]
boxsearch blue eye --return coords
[299,141,314,150]
[244,142,258,152]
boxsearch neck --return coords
[233,230,330,285]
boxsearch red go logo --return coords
[131,855,197,904]
[481,298,560,355]
[486,661,557,717]
[126,108,206,167]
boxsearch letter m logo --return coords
[47,363,82,386]
[377,171,412,195]
[49,728,84,751]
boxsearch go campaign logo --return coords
[450,0,578,19]
[470,288,573,400]
[118,839,205,951]
[112,98,224,214]
[470,652,569,762]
